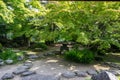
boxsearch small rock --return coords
[17,56,24,61]
[1,73,14,80]
[28,54,38,59]
[62,71,76,78]
[87,70,97,75]
[13,69,28,75]
[5,59,13,64]
[75,71,88,77]
[23,62,33,68]
[0,59,4,66]
[91,71,118,80]
[21,71,36,76]
[0,61,4,66]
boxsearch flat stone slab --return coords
[21,71,36,76]
[13,69,28,75]
[62,71,76,78]
[1,73,14,80]
[22,74,60,80]
[17,65,31,70]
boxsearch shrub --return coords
[0,48,17,61]
[80,49,95,63]
[64,49,95,64]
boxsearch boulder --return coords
[91,71,118,80]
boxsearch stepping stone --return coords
[91,71,119,80]
[21,71,36,76]
[17,65,31,70]
[1,73,14,80]
[87,70,97,75]
[22,74,60,80]
[75,71,88,77]
[23,62,33,68]
[13,69,28,75]
[5,59,13,64]
[62,71,76,78]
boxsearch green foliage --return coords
[0,1,120,53]
[0,48,17,60]
[64,49,95,64]
[43,2,120,53]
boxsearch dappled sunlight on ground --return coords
[93,64,110,71]
[45,59,59,63]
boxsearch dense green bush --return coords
[64,49,95,64]
[0,48,17,60]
